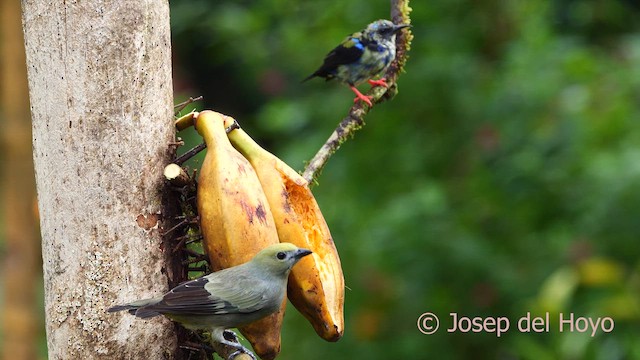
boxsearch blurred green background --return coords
[2,0,640,359]
[171,0,640,359]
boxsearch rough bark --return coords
[22,1,176,358]
[1,0,42,358]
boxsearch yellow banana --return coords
[194,110,284,359]
[222,114,345,342]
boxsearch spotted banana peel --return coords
[222,114,345,342]
[194,110,284,360]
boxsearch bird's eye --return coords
[276,252,287,260]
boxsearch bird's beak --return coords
[393,23,411,33]
[294,248,313,259]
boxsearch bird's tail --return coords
[303,71,334,83]
[107,299,161,319]
[107,304,138,314]
[302,73,316,83]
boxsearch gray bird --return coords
[108,243,312,358]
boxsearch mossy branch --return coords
[301,0,413,184]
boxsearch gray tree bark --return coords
[22,1,177,358]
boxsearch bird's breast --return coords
[336,41,396,85]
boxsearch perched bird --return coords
[108,243,312,358]
[304,19,411,106]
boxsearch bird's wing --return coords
[150,273,269,316]
[310,34,367,79]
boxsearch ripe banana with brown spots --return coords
[222,114,345,342]
[194,110,284,359]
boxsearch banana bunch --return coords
[190,111,344,357]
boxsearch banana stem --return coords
[174,116,241,165]
[226,127,263,160]
[175,111,198,131]
[164,163,191,186]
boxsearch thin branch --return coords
[174,143,206,165]
[187,265,209,273]
[174,96,203,115]
[163,218,189,236]
[302,0,413,184]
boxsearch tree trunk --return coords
[1,0,42,359]
[22,1,176,358]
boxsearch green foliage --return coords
[172,0,640,358]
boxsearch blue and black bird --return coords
[304,19,410,106]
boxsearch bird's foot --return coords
[349,85,373,106]
[210,328,256,360]
[223,330,239,343]
[367,78,389,88]
[352,95,374,106]
[219,331,256,360]
[228,347,257,360]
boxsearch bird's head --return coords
[253,243,312,276]
[363,19,411,44]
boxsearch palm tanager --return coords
[108,243,312,356]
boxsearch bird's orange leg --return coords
[367,78,389,88]
[349,85,373,106]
